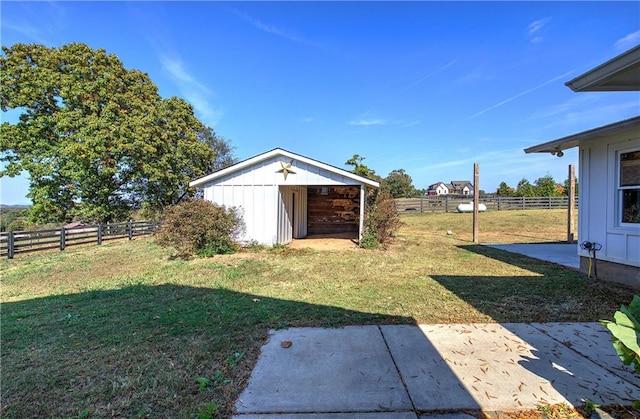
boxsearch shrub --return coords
[601,295,640,373]
[155,199,245,257]
[360,189,402,249]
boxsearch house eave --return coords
[189,148,380,189]
[524,115,640,154]
[565,45,640,92]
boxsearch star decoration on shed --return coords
[277,160,296,180]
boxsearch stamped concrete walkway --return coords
[234,323,639,418]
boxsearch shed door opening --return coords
[307,186,360,236]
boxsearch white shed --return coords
[189,148,380,246]
[525,46,640,287]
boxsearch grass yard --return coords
[1,210,635,418]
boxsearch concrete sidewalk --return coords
[234,323,640,418]
[486,243,580,270]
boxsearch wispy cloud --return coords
[2,2,66,45]
[349,112,421,127]
[160,55,209,92]
[470,70,574,119]
[1,21,48,44]
[423,148,523,172]
[350,117,388,126]
[159,55,223,126]
[231,8,323,48]
[532,98,640,131]
[526,17,551,44]
[423,146,564,173]
[527,18,551,35]
[615,30,640,51]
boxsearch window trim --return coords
[617,147,640,227]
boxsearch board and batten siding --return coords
[205,183,279,245]
[579,133,640,267]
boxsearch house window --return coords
[620,150,640,224]
[321,186,329,196]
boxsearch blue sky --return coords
[1,1,639,204]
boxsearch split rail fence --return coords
[0,220,158,259]
[396,196,578,213]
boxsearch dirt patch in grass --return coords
[287,232,361,251]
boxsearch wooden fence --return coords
[396,196,579,213]
[0,220,158,259]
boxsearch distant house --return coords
[426,182,449,196]
[189,148,379,246]
[450,181,473,195]
[426,180,473,196]
[525,45,639,287]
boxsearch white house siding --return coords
[579,134,640,267]
[205,183,278,245]
[205,155,358,187]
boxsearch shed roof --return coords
[190,148,380,188]
[524,116,640,154]
[565,45,640,91]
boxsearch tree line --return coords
[345,154,577,199]
[496,175,578,197]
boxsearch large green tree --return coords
[382,169,414,198]
[1,43,218,223]
[515,178,535,197]
[496,181,515,196]
[198,126,236,173]
[534,174,560,197]
[345,154,383,183]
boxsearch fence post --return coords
[8,232,14,259]
[548,196,552,209]
[521,197,525,210]
[60,227,66,251]
[97,224,103,245]
[445,196,449,213]
[128,220,133,240]
[420,196,424,213]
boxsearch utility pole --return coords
[567,164,576,243]
[473,163,480,244]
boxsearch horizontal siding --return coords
[307,186,360,235]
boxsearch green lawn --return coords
[1,210,634,418]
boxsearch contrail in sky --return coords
[404,59,459,90]
[470,70,574,119]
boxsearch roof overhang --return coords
[190,148,380,189]
[524,116,640,154]
[565,45,640,92]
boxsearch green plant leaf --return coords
[628,295,640,318]
[605,319,640,355]
[615,308,640,329]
